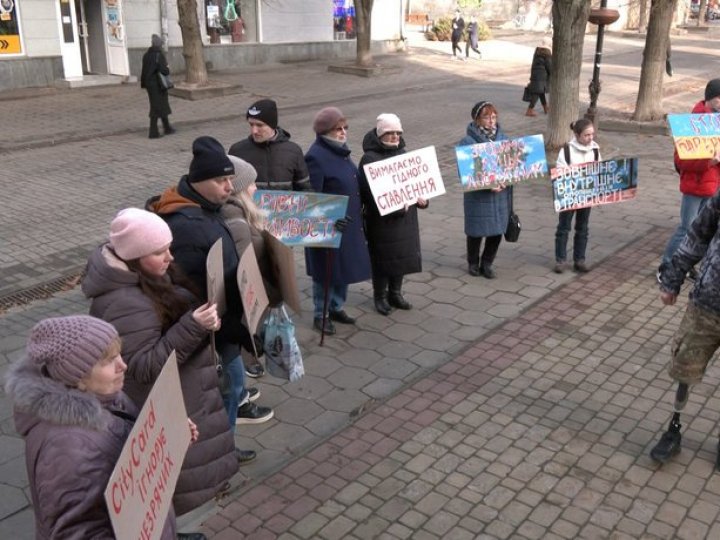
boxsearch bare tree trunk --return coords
[355,0,374,67]
[546,0,591,150]
[639,0,649,31]
[698,0,708,26]
[632,0,677,121]
[177,0,208,85]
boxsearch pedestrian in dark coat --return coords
[140,34,174,138]
[304,107,371,335]
[465,15,482,59]
[458,101,513,279]
[4,315,181,540]
[451,9,465,59]
[358,113,428,315]
[82,208,240,516]
[525,38,552,116]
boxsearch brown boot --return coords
[542,103,549,114]
[525,107,537,117]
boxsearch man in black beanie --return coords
[229,99,312,191]
[148,135,275,442]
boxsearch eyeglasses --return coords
[334,125,349,132]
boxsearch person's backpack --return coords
[563,143,599,165]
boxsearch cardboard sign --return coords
[262,230,301,314]
[667,113,720,159]
[105,353,190,540]
[206,238,226,316]
[254,190,349,248]
[551,157,639,212]
[362,146,445,216]
[456,134,548,191]
[237,244,269,336]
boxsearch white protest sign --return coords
[237,244,269,336]
[206,238,226,316]
[362,146,445,216]
[105,352,190,540]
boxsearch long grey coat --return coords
[459,122,513,237]
[5,358,176,540]
[82,245,238,516]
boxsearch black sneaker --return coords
[234,448,257,464]
[236,402,274,425]
[650,430,681,463]
[245,363,265,378]
[329,309,356,324]
[468,264,481,276]
[313,317,336,335]
[247,387,260,402]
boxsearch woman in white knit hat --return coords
[81,207,243,517]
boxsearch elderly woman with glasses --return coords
[304,107,371,335]
[458,101,513,279]
[358,113,428,315]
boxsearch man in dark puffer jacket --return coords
[652,189,720,468]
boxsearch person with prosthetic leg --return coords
[653,189,720,467]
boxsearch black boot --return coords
[650,414,682,463]
[388,276,412,310]
[373,276,392,316]
[161,116,176,135]
[148,116,160,139]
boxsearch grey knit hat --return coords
[228,155,258,194]
[27,316,118,387]
[313,107,346,135]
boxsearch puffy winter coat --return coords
[358,129,425,277]
[660,189,720,316]
[229,128,312,191]
[555,136,602,168]
[6,359,176,540]
[82,245,238,516]
[674,100,720,197]
[528,47,552,95]
[304,135,372,284]
[458,122,513,237]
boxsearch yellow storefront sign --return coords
[0,34,21,54]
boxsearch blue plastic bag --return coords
[263,305,304,382]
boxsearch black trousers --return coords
[467,235,501,266]
[528,93,547,109]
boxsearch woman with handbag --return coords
[553,118,601,274]
[140,34,175,139]
[82,208,245,516]
[458,101,513,279]
[524,37,552,117]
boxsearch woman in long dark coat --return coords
[358,113,428,315]
[525,39,552,116]
[140,34,174,138]
[459,101,512,279]
[305,107,371,335]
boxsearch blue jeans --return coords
[555,208,591,263]
[312,280,348,319]
[220,355,248,433]
[661,194,709,266]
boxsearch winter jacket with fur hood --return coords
[82,244,238,516]
[5,358,176,539]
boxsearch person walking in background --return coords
[451,9,465,60]
[657,79,720,280]
[140,34,175,139]
[82,208,247,516]
[4,315,196,539]
[553,119,601,274]
[459,101,513,279]
[358,113,428,316]
[465,15,482,60]
[304,107,371,335]
[525,37,552,116]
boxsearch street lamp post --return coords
[585,0,620,125]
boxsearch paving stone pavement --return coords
[2,29,720,538]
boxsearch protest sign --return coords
[254,190,349,248]
[362,146,445,216]
[551,157,639,212]
[262,230,301,314]
[667,113,720,159]
[105,353,190,540]
[456,134,548,191]
[237,244,269,336]
[206,238,226,316]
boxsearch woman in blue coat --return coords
[458,101,512,279]
[305,107,371,335]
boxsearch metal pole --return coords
[585,0,609,124]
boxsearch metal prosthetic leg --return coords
[650,383,688,463]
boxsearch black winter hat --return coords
[705,79,720,102]
[188,136,235,183]
[471,100,493,120]
[246,99,278,130]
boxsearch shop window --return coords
[0,0,22,55]
[206,0,253,43]
[333,0,355,40]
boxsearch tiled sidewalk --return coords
[201,229,720,539]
